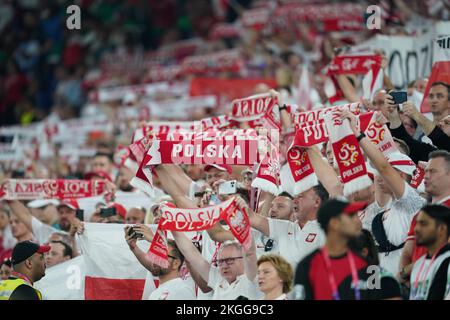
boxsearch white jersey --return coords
[376,183,426,275]
[358,199,391,231]
[31,216,64,244]
[148,277,196,300]
[207,266,262,300]
[268,218,325,267]
[252,228,278,258]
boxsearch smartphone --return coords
[390,91,407,105]
[127,226,143,239]
[0,135,14,144]
[100,207,116,218]
[76,209,84,221]
[218,180,237,195]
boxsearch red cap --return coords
[204,164,232,175]
[84,170,113,182]
[57,199,79,211]
[108,203,127,219]
[343,201,369,214]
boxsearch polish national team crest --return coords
[305,233,317,243]
[338,142,359,167]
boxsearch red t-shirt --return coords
[297,249,369,300]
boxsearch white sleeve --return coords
[268,218,290,240]
[396,183,426,216]
[167,283,196,300]
[31,217,59,244]
[207,265,221,290]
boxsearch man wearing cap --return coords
[294,199,370,300]
[56,200,79,231]
[410,204,450,300]
[0,241,50,300]
[27,199,60,229]
[341,110,427,275]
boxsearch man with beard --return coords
[124,225,195,300]
[410,205,450,300]
[294,199,370,300]
[0,241,50,300]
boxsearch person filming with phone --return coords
[124,224,195,300]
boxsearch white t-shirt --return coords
[1,224,16,250]
[148,277,196,300]
[358,199,392,231]
[207,266,261,300]
[268,218,325,267]
[253,229,278,259]
[31,216,62,244]
[376,183,426,275]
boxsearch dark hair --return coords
[50,240,73,259]
[421,204,450,237]
[312,183,329,204]
[428,150,450,172]
[167,239,185,271]
[430,81,450,99]
[349,229,380,265]
[278,191,294,200]
[94,152,114,163]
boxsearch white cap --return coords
[27,199,59,209]
[387,152,416,176]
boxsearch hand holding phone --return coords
[218,180,237,195]
[127,226,144,240]
[390,91,407,105]
[76,209,84,221]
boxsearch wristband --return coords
[356,132,366,142]
[279,104,287,111]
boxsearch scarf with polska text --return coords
[326,55,382,104]
[0,179,107,200]
[148,198,251,268]
[231,92,281,131]
[324,112,372,196]
[127,133,157,198]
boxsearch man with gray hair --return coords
[171,198,260,300]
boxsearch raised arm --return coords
[306,145,343,197]
[171,230,211,283]
[336,75,359,103]
[340,110,406,199]
[5,200,33,232]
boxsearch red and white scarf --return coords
[143,137,263,167]
[0,179,107,200]
[148,198,251,268]
[326,55,382,104]
[292,102,361,126]
[324,112,372,196]
[251,142,281,195]
[231,92,281,131]
[181,49,243,75]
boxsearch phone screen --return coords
[100,207,116,218]
[76,209,84,221]
[391,91,407,105]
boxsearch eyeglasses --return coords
[213,256,243,267]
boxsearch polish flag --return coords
[421,36,450,114]
[36,223,158,300]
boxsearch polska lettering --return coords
[1,179,107,200]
